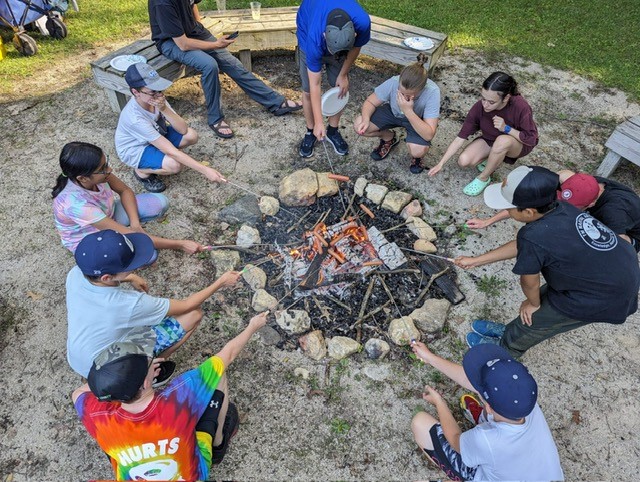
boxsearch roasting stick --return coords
[321,140,349,215]
[224,180,298,217]
[400,247,455,263]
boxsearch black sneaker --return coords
[152,361,176,388]
[299,132,317,158]
[326,128,349,155]
[134,172,166,193]
[409,158,425,174]
[211,402,239,465]
[370,134,399,161]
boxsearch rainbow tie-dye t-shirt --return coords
[75,356,225,481]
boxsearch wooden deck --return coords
[596,116,640,176]
[91,6,448,113]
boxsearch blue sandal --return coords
[476,160,487,173]
[463,177,491,196]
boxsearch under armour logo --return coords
[210,400,219,409]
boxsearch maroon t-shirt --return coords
[458,95,538,148]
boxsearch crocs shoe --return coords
[370,133,399,161]
[463,177,491,196]
[472,319,506,338]
[466,332,500,348]
[460,393,484,426]
[476,160,487,173]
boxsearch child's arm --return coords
[167,271,241,316]
[149,135,226,184]
[412,341,474,391]
[428,136,466,176]
[466,210,510,229]
[455,239,517,269]
[354,92,382,134]
[216,312,268,367]
[423,386,462,452]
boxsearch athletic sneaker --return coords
[211,402,239,465]
[471,319,506,338]
[134,172,166,193]
[299,132,317,158]
[326,129,349,155]
[466,332,500,348]
[460,394,484,426]
[152,361,176,388]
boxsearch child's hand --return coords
[204,168,227,184]
[492,115,506,132]
[428,162,443,177]
[411,340,432,364]
[465,218,490,230]
[218,271,241,288]
[454,255,480,269]
[422,385,444,406]
[353,115,369,135]
[129,274,149,293]
[249,311,268,330]
[180,240,203,254]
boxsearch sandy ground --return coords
[1,41,640,481]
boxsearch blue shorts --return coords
[138,126,184,170]
[152,317,186,355]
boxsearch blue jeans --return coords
[159,35,284,125]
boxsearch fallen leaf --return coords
[26,291,43,301]
[571,410,581,424]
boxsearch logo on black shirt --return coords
[575,213,618,251]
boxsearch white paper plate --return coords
[109,54,147,72]
[403,37,434,51]
[321,87,350,117]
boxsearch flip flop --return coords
[463,177,491,196]
[476,160,487,172]
[210,120,234,139]
[273,99,303,116]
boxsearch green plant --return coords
[477,275,508,298]
[330,418,351,435]
[429,371,444,384]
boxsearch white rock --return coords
[299,330,327,360]
[388,316,420,346]
[414,239,437,254]
[407,216,437,241]
[381,191,412,214]
[354,177,368,197]
[278,168,318,206]
[275,309,311,334]
[251,289,278,312]
[236,224,261,248]
[316,172,340,197]
[410,298,451,333]
[327,336,361,360]
[401,199,423,219]
[242,264,267,291]
[365,183,389,205]
[259,196,280,216]
[364,338,391,360]
[211,250,241,274]
[294,367,310,380]
[362,364,391,381]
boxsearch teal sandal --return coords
[463,177,491,196]
[476,160,487,173]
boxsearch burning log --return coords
[419,259,465,305]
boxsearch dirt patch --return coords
[1,46,639,481]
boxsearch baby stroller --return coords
[0,0,70,56]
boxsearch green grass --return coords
[1,0,639,99]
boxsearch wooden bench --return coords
[596,116,640,176]
[90,6,447,113]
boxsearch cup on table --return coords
[216,0,226,12]
[250,1,261,20]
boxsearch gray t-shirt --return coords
[115,97,174,168]
[373,76,440,119]
[460,404,564,481]
[65,266,170,377]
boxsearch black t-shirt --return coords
[149,0,211,48]
[588,176,640,244]
[513,202,640,323]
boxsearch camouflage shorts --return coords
[124,317,186,357]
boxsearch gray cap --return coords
[325,9,356,54]
[125,62,173,91]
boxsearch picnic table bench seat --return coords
[596,116,640,177]
[90,6,448,113]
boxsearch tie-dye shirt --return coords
[75,356,225,481]
[53,180,115,253]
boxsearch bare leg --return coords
[411,411,439,451]
[479,134,523,181]
[457,138,492,169]
[328,111,342,129]
[178,127,198,148]
[213,374,229,446]
[302,91,314,130]
[136,156,184,178]
[407,143,431,159]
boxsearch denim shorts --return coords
[138,126,184,170]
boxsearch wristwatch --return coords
[504,125,512,134]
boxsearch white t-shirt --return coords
[373,76,441,119]
[460,404,564,481]
[65,266,170,377]
[115,97,174,168]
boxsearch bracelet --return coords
[504,125,512,134]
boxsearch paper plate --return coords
[403,37,434,51]
[321,87,350,117]
[109,54,147,72]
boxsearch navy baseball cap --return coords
[462,344,538,419]
[75,229,157,276]
[483,166,559,210]
[325,9,356,54]
[125,62,173,91]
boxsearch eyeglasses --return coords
[140,89,164,98]
[93,156,111,176]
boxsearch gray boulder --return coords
[327,336,361,359]
[364,338,391,360]
[410,298,451,333]
[217,195,261,226]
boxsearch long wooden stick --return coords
[355,277,376,343]
[377,275,402,317]
[325,295,352,314]
[286,211,312,233]
[341,193,357,220]
[414,267,449,307]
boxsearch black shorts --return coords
[423,424,476,481]
[370,103,432,146]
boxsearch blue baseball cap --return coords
[125,62,173,91]
[462,344,538,419]
[75,229,157,276]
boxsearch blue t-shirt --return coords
[513,202,640,323]
[296,0,371,72]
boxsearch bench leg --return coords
[596,149,622,177]
[239,49,252,71]
[105,89,129,113]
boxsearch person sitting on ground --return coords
[354,53,440,174]
[148,0,301,139]
[455,166,640,358]
[72,311,268,480]
[66,229,241,378]
[466,170,640,251]
[296,0,371,157]
[428,72,538,196]
[410,342,564,481]
[115,63,227,193]
[53,141,202,254]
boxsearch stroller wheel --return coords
[13,33,38,56]
[46,16,68,40]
